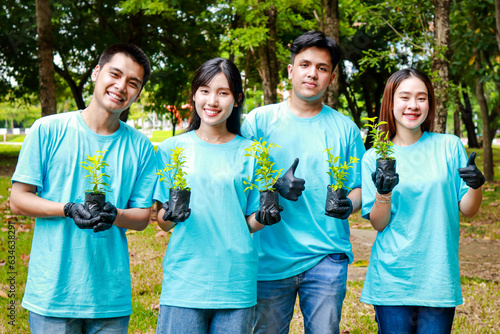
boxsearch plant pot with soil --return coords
[79,150,111,218]
[157,147,191,217]
[243,138,283,215]
[324,147,359,216]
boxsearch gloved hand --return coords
[273,158,305,201]
[255,201,283,226]
[372,162,399,195]
[64,202,100,229]
[458,152,485,189]
[162,201,191,224]
[93,202,117,233]
[325,196,353,220]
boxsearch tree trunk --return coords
[323,0,340,110]
[431,0,451,133]
[460,90,480,148]
[475,57,494,182]
[453,105,461,138]
[36,0,57,117]
[257,3,278,105]
[495,0,500,54]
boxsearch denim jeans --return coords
[253,253,348,334]
[29,311,130,334]
[374,305,456,334]
[156,305,255,334]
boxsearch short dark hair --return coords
[98,44,151,88]
[380,68,436,139]
[186,58,245,136]
[290,31,342,71]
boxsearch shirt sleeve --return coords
[241,112,258,141]
[11,119,45,190]
[361,150,377,220]
[127,141,157,208]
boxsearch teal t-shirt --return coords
[360,132,469,307]
[12,111,156,318]
[153,131,260,308]
[241,101,366,280]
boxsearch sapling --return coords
[325,148,359,191]
[156,146,191,221]
[243,138,283,225]
[79,150,111,217]
[243,138,282,192]
[362,116,398,194]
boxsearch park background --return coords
[1,0,499,333]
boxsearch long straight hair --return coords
[380,68,436,139]
[186,58,245,135]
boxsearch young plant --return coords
[79,150,111,195]
[362,116,395,160]
[244,138,282,192]
[156,147,190,191]
[325,148,359,191]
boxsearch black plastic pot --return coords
[169,188,191,216]
[375,159,396,194]
[260,190,280,210]
[84,192,106,218]
[325,186,347,214]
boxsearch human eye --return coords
[129,81,140,88]
[418,96,427,102]
[319,66,328,72]
[300,63,308,68]
[110,72,119,78]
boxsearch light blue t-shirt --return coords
[241,101,366,280]
[153,131,260,308]
[360,132,469,307]
[12,111,156,318]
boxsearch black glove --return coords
[64,202,100,229]
[372,162,399,195]
[458,152,485,189]
[93,202,117,233]
[255,201,283,226]
[325,196,353,220]
[273,158,305,201]
[162,201,191,224]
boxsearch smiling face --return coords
[393,76,429,135]
[193,72,236,131]
[91,53,144,114]
[288,46,335,103]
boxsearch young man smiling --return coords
[242,31,366,334]
[10,44,156,333]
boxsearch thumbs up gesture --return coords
[458,152,485,189]
[273,158,306,201]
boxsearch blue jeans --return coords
[253,253,348,334]
[29,311,129,334]
[156,305,255,334]
[374,305,456,334]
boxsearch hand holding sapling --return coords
[273,158,305,201]
[458,152,485,189]
[156,147,191,224]
[324,148,358,219]
[64,202,100,229]
[93,202,117,232]
[255,191,283,226]
[371,165,399,194]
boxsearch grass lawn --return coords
[0,146,499,333]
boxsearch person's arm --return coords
[246,213,265,233]
[157,205,177,232]
[368,192,392,232]
[347,187,362,213]
[113,207,150,231]
[459,188,482,218]
[10,182,65,217]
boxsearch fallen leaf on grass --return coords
[126,230,137,235]
[21,253,30,262]
[0,291,8,298]
[150,303,160,311]
[155,231,169,238]
[460,222,472,227]
[489,202,499,207]
[0,259,5,266]
[0,228,8,232]
[352,260,369,267]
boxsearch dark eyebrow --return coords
[109,66,143,85]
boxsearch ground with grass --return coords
[0,146,499,333]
